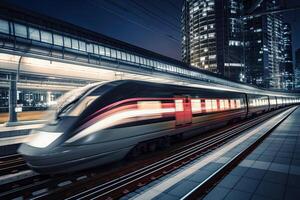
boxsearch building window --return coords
[71,38,79,49]
[208,33,215,38]
[79,41,86,51]
[14,23,27,38]
[209,55,216,59]
[116,51,121,59]
[53,34,63,46]
[40,31,53,44]
[111,49,116,58]
[105,47,110,57]
[64,37,71,48]
[93,44,99,54]
[86,43,93,53]
[29,27,40,41]
[99,46,105,55]
[0,19,9,34]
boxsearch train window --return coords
[224,99,229,109]
[270,98,276,105]
[71,38,79,50]
[205,99,212,111]
[53,34,63,46]
[236,99,241,109]
[66,96,98,117]
[211,99,217,110]
[175,99,184,112]
[191,99,201,112]
[230,99,235,109]
[29,27,40,41]
[219,99,225,110]
[0,19,9,34]
[14,23,27,38]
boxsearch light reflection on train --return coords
[18,80,300,174]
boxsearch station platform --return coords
[0,123,43,138]
[0,123,42,156]
[121,106,298,200]
[203,107,300,200]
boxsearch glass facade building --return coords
[181,0,245,82]
[244,0,294,90]
[295,49,300,90]
[282,23,294,90]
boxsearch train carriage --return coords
[18,80,299,174]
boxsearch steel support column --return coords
[8,73,17,122]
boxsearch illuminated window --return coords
[205,99,212,111]
[220,99,225,110]
[191,99,201,112]
[224,100,229,109]
[175,99,184,111]
[212,99,217,110]
[230,99,235,109]
[236,99,241,109]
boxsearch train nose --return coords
[24,130,63,148]
[18,130,64,172]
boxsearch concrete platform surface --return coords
[203,106,300,200]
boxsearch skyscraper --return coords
[244,0,286,89]
[181,0,245,82]
[295,49,300,89]
[282,23,294,90]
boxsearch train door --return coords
[175,97,192,126]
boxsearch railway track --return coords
[0,154,28,176]
[0,107,293,199]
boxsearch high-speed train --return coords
[18,80,300,174]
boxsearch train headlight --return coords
[27,131,63,148]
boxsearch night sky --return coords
[4,0,300,63]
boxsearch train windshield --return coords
[55,83,100,118]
